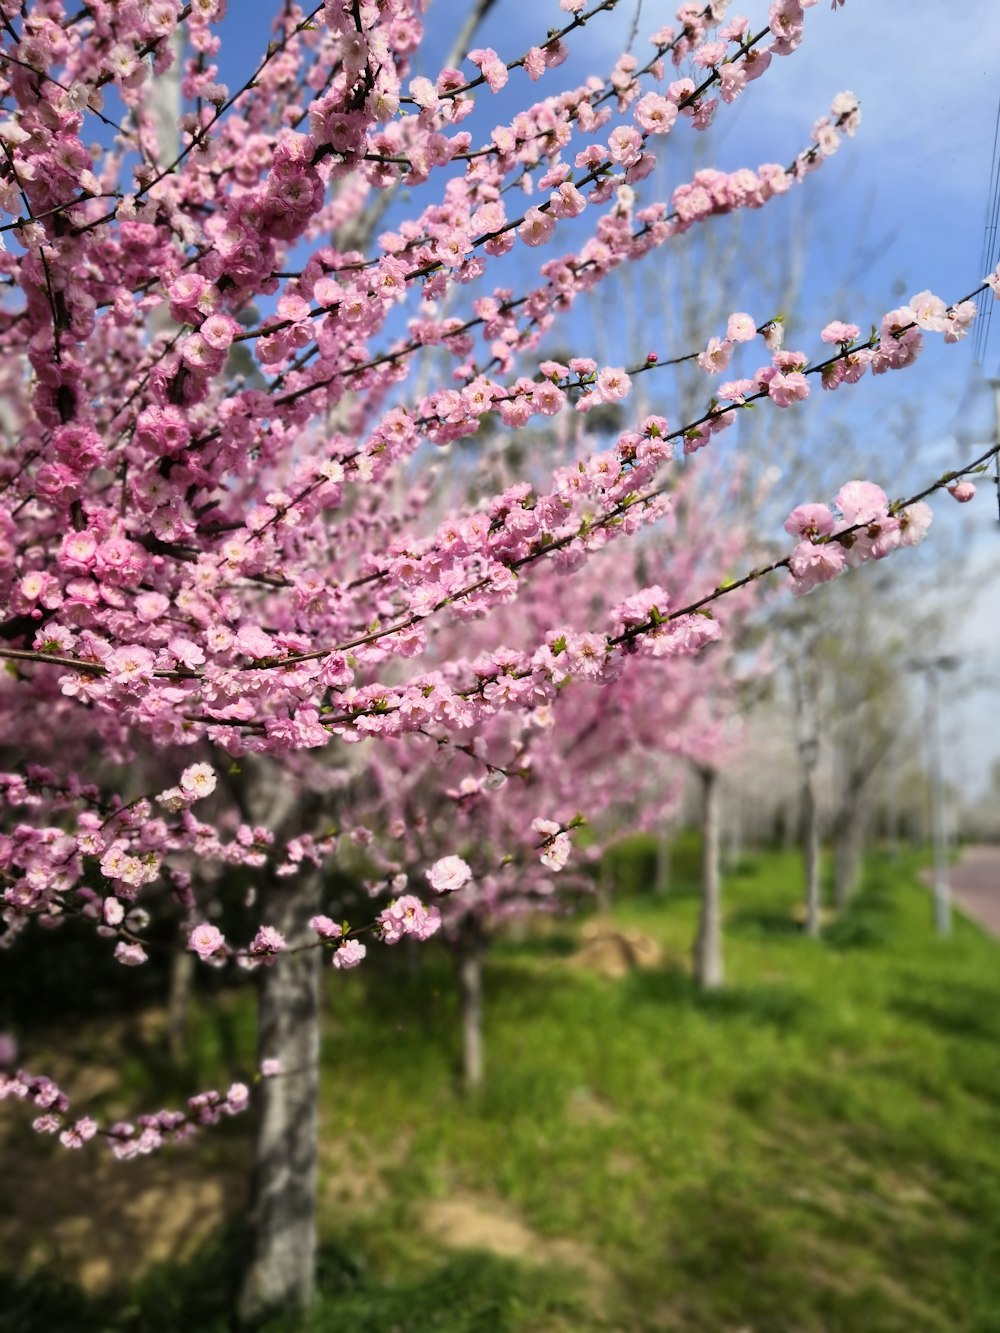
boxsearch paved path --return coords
[949,845,1000,937]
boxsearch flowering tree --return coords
[352,456,759,1087]
[1,0,997,1317]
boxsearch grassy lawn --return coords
[3,848,1000,1331]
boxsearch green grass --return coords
[4,849,1000,1331]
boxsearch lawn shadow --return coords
[727,909,804,940]
[890,981,1000,1047]
[493,931,579,961]
[658,1176,951,1333]
[0,1225,590,1333]
[621,965,812,1032]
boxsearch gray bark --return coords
[693,767,723,990]
[456,934,485,1095]
[655,829,671,895]
[803,772,821,938]
[166,943,194,1062]
[833,794,865,910]
[238,863,324,1323]
[150,30,182,170]
[926,665,952,936]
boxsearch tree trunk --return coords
[803,773,821,938]
[833,795,864,910]
[693,766,723,990]
[456,928,485,1094]
[655,829,671,895]
[166,944,194,1063]
[723,783,743,872]
[238,865,323,1324]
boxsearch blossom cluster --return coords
[0,1066,257,1159]
[784,483,933,595]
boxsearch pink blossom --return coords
[180,764,216,799]
[169,637,206,670]
[719,64,747,103]
[821,320,861,344]
[115,942,148,966]
[378,895,442,944]
[595,367,632,402]
[762,318,785,350]
[835,480,889,525]
[811,119,841,157]
[608,126,643,167]
[332,940,366,969]
[226,1083,250,1113]
[468,48,508,93]
[249,926,285,960]
[427,855,472,894]
[726,313,756,343]
[549,182,586,219]
[898,502,933,546]
[634,93,677,135]
[409,76,438,111]
[60,1117,99,1148]
[189,923,226,959]
[784,504,835,538]
[698,337,733,375]
[540,831,571,871]
[718,378,756,404]
[908,290,950,333]
[948,481,975,503]
[523,47,546,80]
[769,0,805,53]
[766,371,810,407]
[107,646,155,685]
[830,90,860,135]
[309,915,343,940]
[518,208,556,247]
[945,301,977,343]
[200,314,241,350]
[789,539,847,593]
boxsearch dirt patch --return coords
[0,1139,245,1292]
[422,1193,613,1311]
[568,919,664,978]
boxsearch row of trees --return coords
[0,0,996,1318]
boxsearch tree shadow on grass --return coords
[620,965,813,1032]
[0,1228,242,1333]
[726,909,804,941]
[890,981,1000,1047]
[823,876,900,952]
[658,1177,959,1333]
[0,1229,590,1333]
[493,932,579,961]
